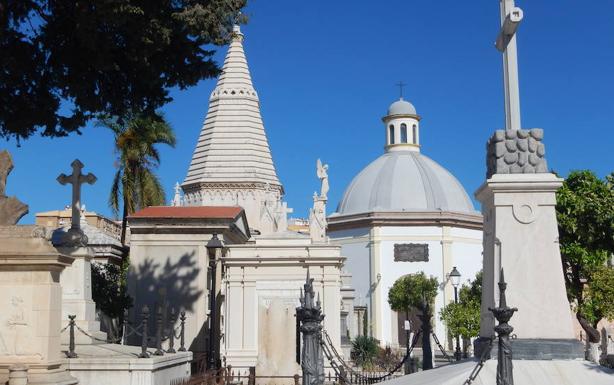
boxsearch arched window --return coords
[400,123,408,143]
[412,124,418,144]
[389,125,395,144]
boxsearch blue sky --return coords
[4,0,614,224]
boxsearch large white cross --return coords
[496,0,524,131]
[57,159,97,232]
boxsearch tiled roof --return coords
[129,206,243,219]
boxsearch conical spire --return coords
[182,25,287,234]
[183,25,281,188]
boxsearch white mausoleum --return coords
[130,25,344,377]
[328,98,483,348]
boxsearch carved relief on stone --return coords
[512,203,536,224]
[1,295,38,357]
[394,243,429,262]
[486,129,548,178]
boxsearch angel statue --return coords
[316,159,329,200]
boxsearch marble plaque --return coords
[394,243,429,262]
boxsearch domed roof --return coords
[387,98,417,116]
[336,151,476,215]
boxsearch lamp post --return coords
[206,233,224,370]
[449,266,462,361]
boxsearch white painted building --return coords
[328,98,483,349]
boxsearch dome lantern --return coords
[383,98,421,152]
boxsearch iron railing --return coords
[61,305,187,359]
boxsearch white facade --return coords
[222,235,344,373]
[329,224,482,348]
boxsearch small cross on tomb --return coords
[56,159,96,246]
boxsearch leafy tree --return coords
[91,259,132,340]
[101,112,176,243]
[440,271,482,353]
[388,272,438,370]
[0,0,247,141]
[556,170,614,342]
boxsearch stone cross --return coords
[57,159,97,233]
[496,0,524,131]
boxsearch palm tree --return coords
[101,112,176,244]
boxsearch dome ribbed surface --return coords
[337,152,475,215]
[387,99,417,116]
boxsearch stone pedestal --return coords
[475,173,578,354]
[56,246,107,344]
[0,226,78,385]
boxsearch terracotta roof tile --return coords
[129,206,243,219]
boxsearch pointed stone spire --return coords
[182,25,288,234]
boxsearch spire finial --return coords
[396,81,407,99]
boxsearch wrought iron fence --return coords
[170,366,302,385]
[320,328,421,384]
[60,304,187,358]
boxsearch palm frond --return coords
[109,170,122,216]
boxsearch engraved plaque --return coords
[394,243,429,262]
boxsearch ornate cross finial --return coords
[56,159,96,246]
[396,81,407,99]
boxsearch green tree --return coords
[91,259,132,340]
[556,170,614,342]
[439,271,482,353]
[388,272,438,370]
[101,112,176,243]
[1,0,247,141]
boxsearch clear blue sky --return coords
[4,0,614,224]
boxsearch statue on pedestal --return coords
[0,150,28,225]
[309,159,328,243]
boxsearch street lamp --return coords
[449,266,462,361]
[206,233,224,370]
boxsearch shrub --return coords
[351,335,379,367]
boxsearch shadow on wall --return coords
[127,251,204,347]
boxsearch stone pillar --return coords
[474,129,582,359]
[0,226,78,385]
[56,246,107,344]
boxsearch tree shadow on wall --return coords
[127,251,203,347]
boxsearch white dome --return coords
[336,151,476,215]
[387,99,417,116]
